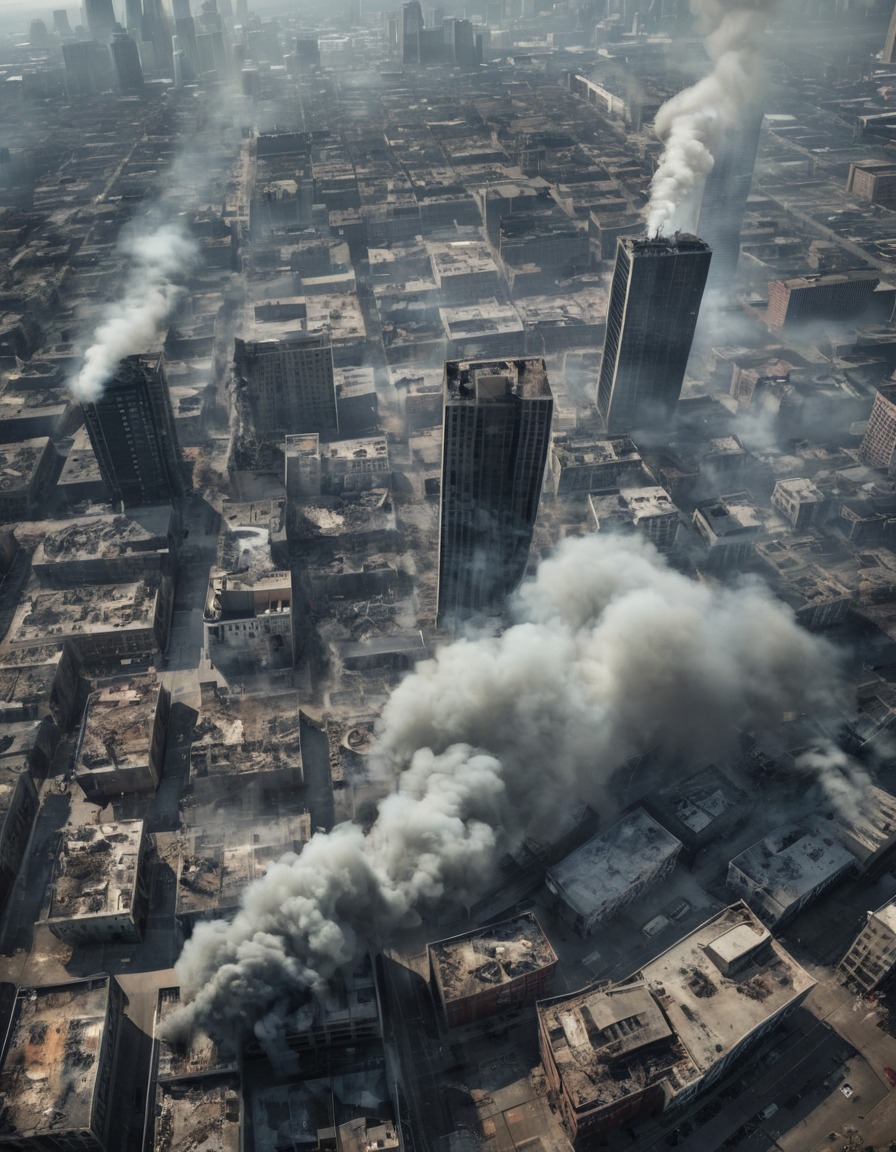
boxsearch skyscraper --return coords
[110,27,145,90]
[885,1,896,64]
[597,234,711,434]
[84,0,117,40]
[399,0,424,62]
[696,112,763,294]
[82,354,184,507]
[437,357,553,631]
[234,333,339,437]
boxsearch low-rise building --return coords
[538,904,815,1142]
[828,782,896,875]
[0,437,59,522]
[74,679,170,800]
[860,383,896,472]
[203,567,294,668]
[642,764,745,855]
[588,486,680,552]
[0,977,127,1152]
[546,809,682,936]
[428,912,558,1027]
[692,493,762,571]
[771,477,825,530]
[840,898,896,991]
[320,436,390,494]
[727,816,857,927]
[551,435,644,495]
[767,271,880,333]
[43,820,150,944]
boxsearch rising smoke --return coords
[646,0,774,236]
[69,221,196,402]
[167,532,846,1043]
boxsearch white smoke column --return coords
[646,0,774,236]
[69,222,196,401]
[168,533,845,1042]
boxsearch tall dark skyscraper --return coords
[696,112,763,294]
[84,0,117,40]
[437,358,553,631]
[124,0,143,31]
[110,27,145,90]
[399,0,424,62]
[597,235,711,434]
[885,2,896,64]
[82,354,184,507]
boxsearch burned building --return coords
[82,353,185,508]
[727,816,857,928]
[0,760,39,916]
[692,493,762,571]
[437,357,553,631]
[43,819,150,945]
[538,904,815,1141]
[0,977,127,1152]
[550,434,645,496]
[642,765,746,856]
[597,235,711,434]
[0,438,59,523]
[766,272,880,334]
[74,679,170,800]
[428,912,558,1028]
[840,897,896,992]
[235,332,339,438]
[546,809,682,936]
[588,486,681,553]
[860,382,896,472]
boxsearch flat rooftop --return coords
[830,783,896,864]
[553,435,641,467]
[440,299,524,339]
[429,912,557,1005]
[539,905,815,1111]
[0,437,51,491]
[6,581,159,649]
[648,765,743,837]
[153,1077,240,1152]
[730,816,857,921]
[77,679,161,776]
[190,689,303,778]
[31,506,174,565]
[45,820,144,924]
[0,978,112,1141]
[444,357,551,404]
[155,988,238,1081]
[546,808,681,923]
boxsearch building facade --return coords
[437,358,553,630]
[235,333,338,437]
[597,236,711,434]
[840,899,896,991]
[82,353,184,508]
[860,383,896,471]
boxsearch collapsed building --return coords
[74,678,170,800]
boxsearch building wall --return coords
[0,771,39,915]
[236,336,338,436]
[767,276,878,333]
[840,908,896,991]
[860,387,896,471]
[434,957,558,1028]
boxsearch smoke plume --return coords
[166,533,846,1043]
[646,0,773,236]
[69,223,196,402]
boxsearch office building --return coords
[697,112,763,292]
[766,272,879,333]
[597,235,711,434]
[437,358,553,630]
[110,27,145,90]
[62,39,114,96]
[84,0,117,40]
[125,0,143,30]
[399,0,424,62]
[82,353,184,507]
[538,904,815,1142]
[860,383,896,471]
[840,898,896,991]
[235,333,339,437]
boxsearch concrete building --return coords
[860,383,896,471]
[828,782,896,876]
[319,436,390,495]
[692,492,762,571]
[727,816,857,928]
[82,354,184,508]
[437,357,553,630]
[427,237,500,303]
[840,898,896,991]
[188,683,304,785]
[110,27,145,91]
[538,904,815,1141]
[551,434,644,495]
[43,820,150,945]
[847,160,896,207]
[74,680,170,801]
[235,332,339,438]
[3,579,173,665]
[766,272,880,334]
[884,4,896,65]
[0,761,39,915]
[203,568,294,667]
[588,486,680,553]
[0,438,59,522]
[643,765,745,856]
[428,912,558,1028]
[771,477,825,530]
[597,236,711,434]
[0,977,127,1152]
[31,506,180,587]
[546,809,682,936]
[439,299,525,361]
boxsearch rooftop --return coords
[155,988,238,1081]
[5,581,160,650]
[546,809,682,923]
[45,821,144,925]
[444,357,551,404]
[429,912,557,1004]
[31,507,174,566]
[77,679,162,776]
[189,688,303,779]
[0,978,113,1141]
[0,437,52,492]
[153,1077,241,1152]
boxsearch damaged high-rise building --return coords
[597,235,711,434]
[437,357,553,631]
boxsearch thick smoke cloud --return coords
[167,533,845,1043]
[68,223,196,401]
[646,0,773,235]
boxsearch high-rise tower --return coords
[597,235,711,434]
[84,0,117,40]
[110,27,145,90]
[696,112,762,294]
[82,354,184,507]
[437,357,553,631]
[885,1,896,64]
[399,0,424,62]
